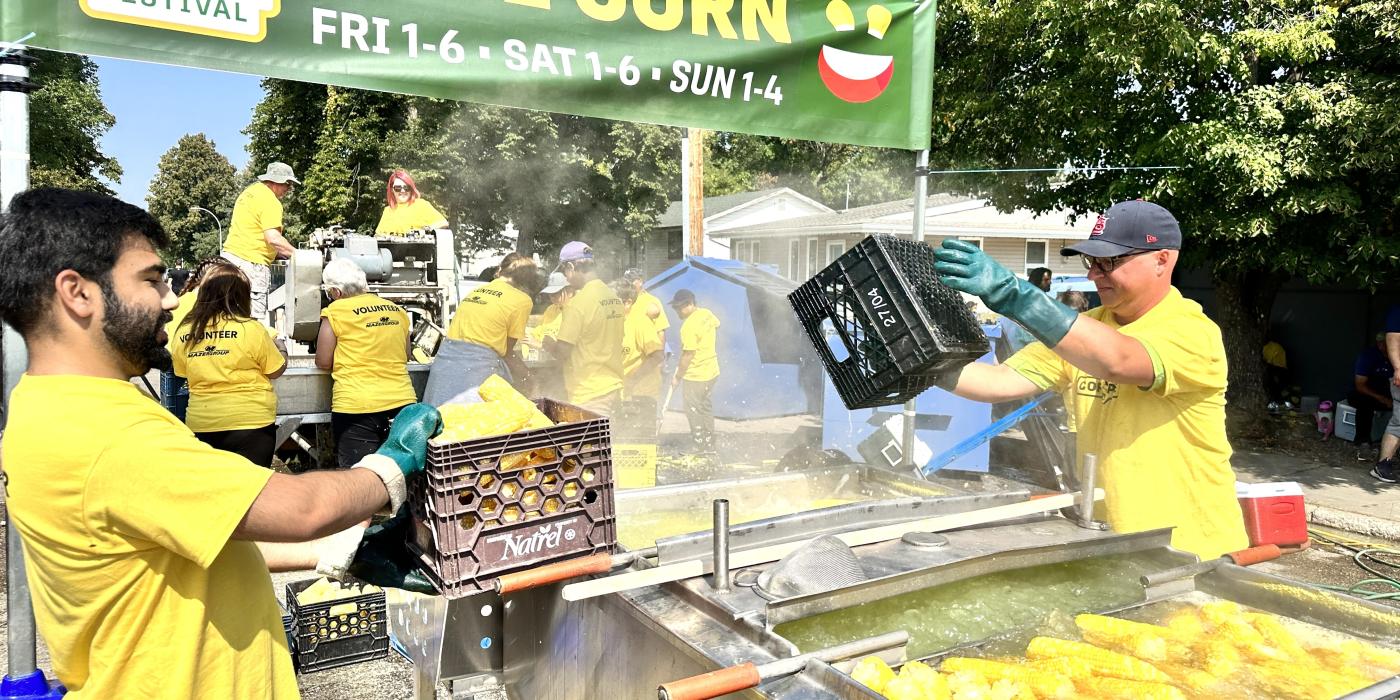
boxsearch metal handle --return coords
[712,499,730,592]
[1140,544,1285,587]
[1077,453,1098,529]
[495,552,616,594]
[659,662,761,700]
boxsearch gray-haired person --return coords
[316,258,416,467]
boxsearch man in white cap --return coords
[931,200,1248,560]
[222,162,300,321]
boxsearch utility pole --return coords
[680,128,705,258]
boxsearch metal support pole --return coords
[1,42,39,684]
[900,149,931,471]
[711,499,730,591]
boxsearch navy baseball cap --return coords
[668,289,696,308]
[1062,200,1182,257]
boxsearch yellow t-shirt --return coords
[1262,341,1287,370]
[321,293,416,413]
[164,289,199,357]
[680,307,721,382]
[224,182,283,265]
[636,289,670,333]
[1004,287,1248,559]
[1,374,297,700]
[172,316,284,432]
[533,304,564,341]
[622,302,664,397]
[556,278,625,404]
[375,198,447,235]
[447,277,533,357]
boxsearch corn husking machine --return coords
[383,234,1399,700]
[268,226,459,469]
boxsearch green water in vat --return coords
[774,553,1158,660]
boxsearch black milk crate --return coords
[790,234,988,409]
[408,399,617,598]
[285,578,388,673]
[279,604,295,660]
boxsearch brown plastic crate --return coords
[408,399,617,597]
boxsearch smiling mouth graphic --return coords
[818,45,894,103]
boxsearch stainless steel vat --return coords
[274,362,430,415]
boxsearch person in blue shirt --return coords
[1374,307,1400,483]
[1350,334,1393,451]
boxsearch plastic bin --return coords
[789,234,988,409]
[285,578,388,673]
[1236,482,1308,547]
[1335,400,1390,443]
[614,443,658,488]
[409,399,617,598]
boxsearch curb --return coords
[1307,503,1400,543]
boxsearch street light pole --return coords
[188,205,223,252]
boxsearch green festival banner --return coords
[2,0,936,149]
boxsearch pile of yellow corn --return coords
[294,577,381,605]
[434,375,554,445]
[849,601,1400,699]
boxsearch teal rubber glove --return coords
[376,403,443,478]
[933,239,1078,347]
[346,507,439,595]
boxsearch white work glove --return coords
[313,522,370,580]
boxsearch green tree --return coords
[928,0,1400,422]
[146,134,238,265]
[705,133,910,209]
[29,50,122,194]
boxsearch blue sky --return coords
[95,57,264,206]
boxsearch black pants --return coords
[196,423,277,468]
[1348,391,1389,444]
[683,379,716,453]
[332,405,406,468]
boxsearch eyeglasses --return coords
[392,185,410,193]
[1081,250,1151,273]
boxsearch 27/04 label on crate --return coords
[480,511,593,570]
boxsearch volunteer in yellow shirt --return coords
[528,271,573,345]
[172,270,288,467]
[615,282,665,403]
[546,241,625,415]
[0,188,442,700]
[933,200,1247,559]
[316,258,417,467]
[671,289,722,453]
[375,169,449,235]
[160,257,240,421]
[623,267,668,341]
[221,162,299,321]
[425,254,539,405]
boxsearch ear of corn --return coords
[850,656,895,694]
[939,657,1072,699]
[1073,676,1187,700]
[1026,637,1172,683]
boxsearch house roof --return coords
[724,194,1097,240]
[656,187,830,228]
[725,193,978,236]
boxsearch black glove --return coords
[345,507,439,595]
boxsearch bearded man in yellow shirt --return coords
[931,200,1247,560]
[221,162,299,321]
[0,188,441,699]
[670,289,721,454]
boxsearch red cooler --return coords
[1236,482,1308,547]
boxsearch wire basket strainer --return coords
[754,535,869,600]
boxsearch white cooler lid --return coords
[1236,481,1303,498]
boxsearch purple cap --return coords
[559,241,594,263]
[1062,200,1182,257]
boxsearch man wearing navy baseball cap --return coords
[931,200,1247,560]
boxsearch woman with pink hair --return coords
[374,169,448,234]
